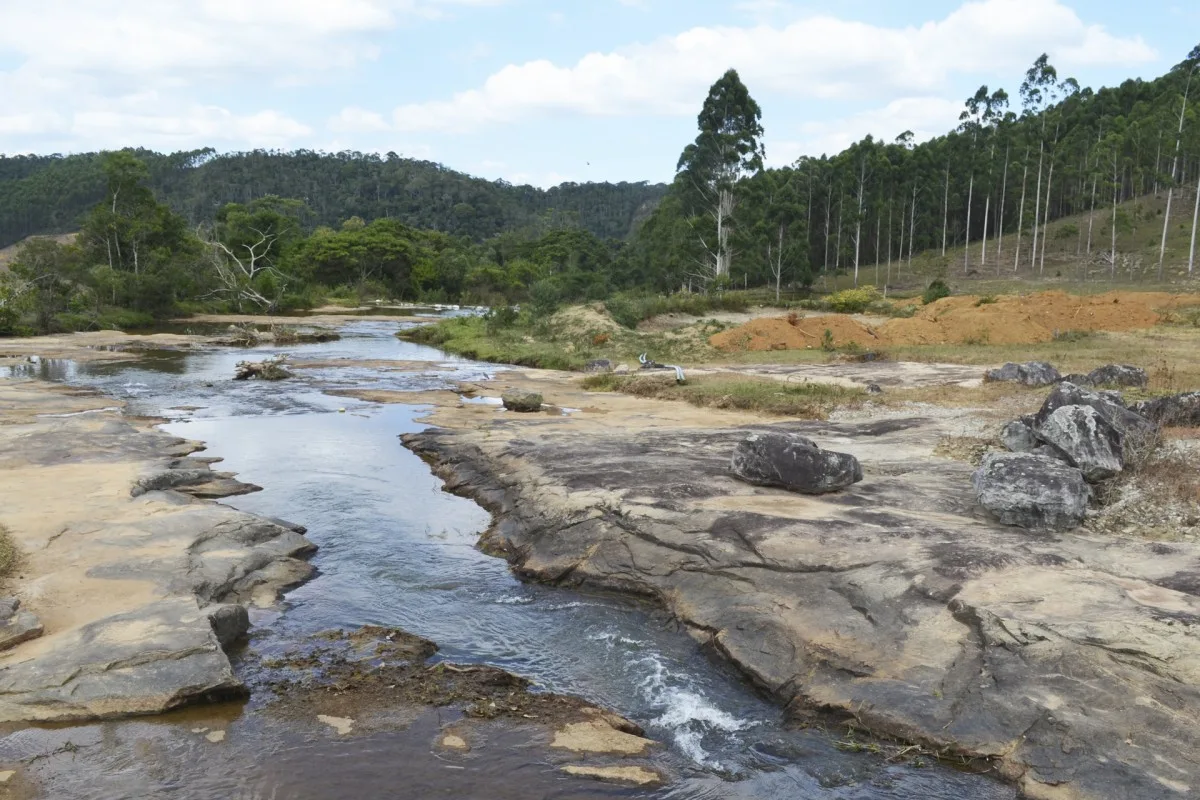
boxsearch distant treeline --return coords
[0,149,668,248]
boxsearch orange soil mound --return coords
[711,290,1200,351]
[710,315,881,352]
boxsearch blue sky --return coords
[0,0,1195,186]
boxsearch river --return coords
[0,319,1014,799]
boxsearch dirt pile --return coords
[710,315,881,351]
[549,304,624,337]
[712,290,1200,351]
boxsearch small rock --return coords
[1034,405,1124,482]
[205,730,226,743]
[561,765,662,786]
[551,720,653,755]
[865,382,883,395]
[972,452,1090,531]
[0,598,43,653]
[984,361,1061,386]
[439,733,470,752]
[731,431,862,495]
[206,604,250,649]
[1086,364,1148,388]
[1000,419,1038,453]
[0,770,14,783]
[1132,391,1200,427]
[584,359,613,373]
[501,392,544,413]
[317,714,354,735]
[613,364,631,375]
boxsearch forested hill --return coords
[0,149,668,248]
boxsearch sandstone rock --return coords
[502,392,544,413]
[972,452,1090,530]
[584,359,613,373]
[1086,364,1148,388]
[730,431,862,495]
[0,597,247,722]
[1133,391,1200,427]
[1000,419,1037,453]
[984,361,1061,386]
[1035,382,1156,446]
[1034,405,1124,482]
[206,603,250,648]
[0,598,42,652]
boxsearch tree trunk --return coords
[1111,162,1119,281]
[853,163,865,287]
[1031,140,1045,271]
[941,162,950,256]
[908,184,917,268]
[1014,152,1029,273]
[896,198,905,282]
[874,208,881,286]
[1159,77,1192,280]
[964,173,974,272]
[1039,160,1054,275]
[981,194,990,269]
[775,224,784,302]
[835,192,844,272]
[715,188,733,278]
[1086,174,1097,255]
[1189,177,1199,275]
[997,144,1010,273]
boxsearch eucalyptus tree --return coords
[676,69,766,285]
[1020,55,1058,271]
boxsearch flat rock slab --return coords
[405,411,1200,800]
[0,599,42,653]
[0,596,245,722]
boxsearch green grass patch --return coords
[580,372,866,418]
[603,290,753,329]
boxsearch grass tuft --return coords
[0,524,17,581]
[581,373,866,418]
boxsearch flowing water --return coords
[0,321,1015,800]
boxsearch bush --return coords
[922,279,951,305]
[826,286,881,313]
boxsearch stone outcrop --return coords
[730,431,862,494]
[984,361,1061,386]
[502,391,544,412]
[1034,382,1156,444]
[999,418,1037,453]
[972,452,1091,530]
[404,406,1200,800]
[1086,364,1149,388]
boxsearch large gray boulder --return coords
[1035,382,1156,447]
[1086,364,1148,388]
[984,361,1061,386]
[502,392,544,412]
[731,432,862,495]
[972,452,1090,531]
[1133,391,1200,427]
[1035,405,1124,482]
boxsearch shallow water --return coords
[0,321,1014,799]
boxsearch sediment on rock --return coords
[402,415,1200,800]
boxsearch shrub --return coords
[826,286,881,313]
[922,279,951,305]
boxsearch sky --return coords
[0,0,1195,187]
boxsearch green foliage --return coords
[922,279,951,305]
[827,286,882,313]
[579,373,865,418]
[822,329,836,351]
[603,290,752,329]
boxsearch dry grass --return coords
[580,372,866,418]
[0,524,17,581]
[1091,433,1200,542]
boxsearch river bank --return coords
[395,365,1200,800]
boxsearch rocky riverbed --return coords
[399,368,1200,800]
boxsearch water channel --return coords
[0,319,1014,799]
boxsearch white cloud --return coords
[0,0,506,153]
[390,0,1155,134]
[772,97,966,162]
[329,107,393,134]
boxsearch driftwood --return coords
[234,355,292,381]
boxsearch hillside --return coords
[0,150,668,248]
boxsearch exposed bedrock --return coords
[404,416,1200,800]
